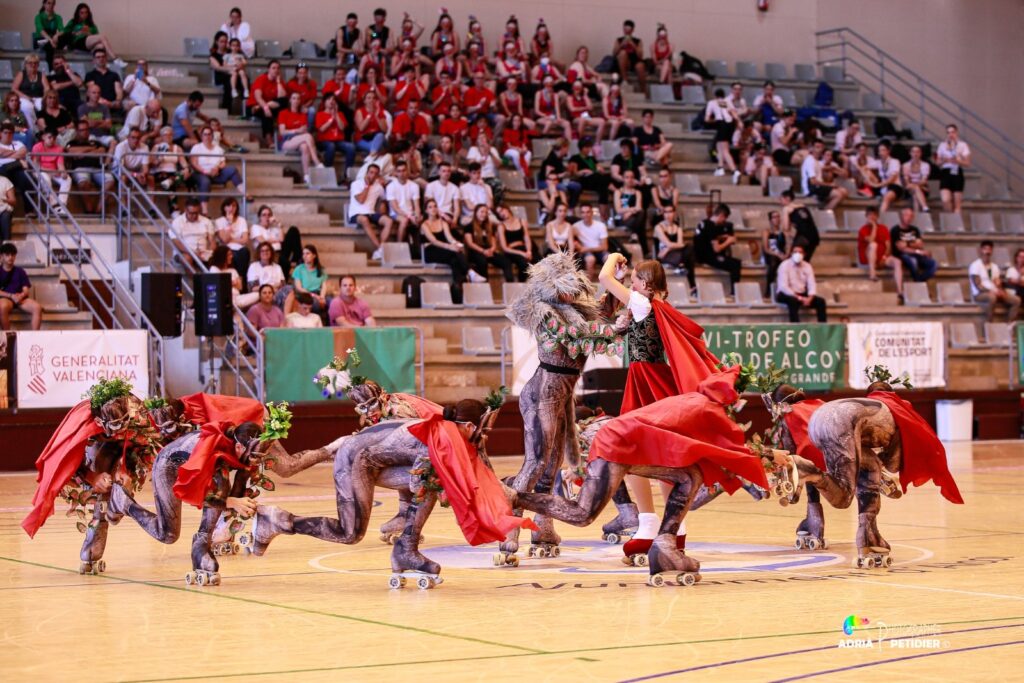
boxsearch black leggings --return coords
[699,254,742,293]
[504,251,532,282]
[279,226,303,274]
[424,244,470,284]
[578,173,612,205]
[776,292,827,323]
[468,249,514,282]
[254,97,289,138]
[764,254,782,298]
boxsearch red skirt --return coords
[783,399,826,470]
[620,361,677,415]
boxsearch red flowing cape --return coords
[868,391,964,504]
[22,401,103,538]
[592,369,769,493]
[393,393,444,418]
[173,421,248,508]
[180,393,265,427]
[783,399,826,470]
[407,416,538,545]
[621,300,721,414]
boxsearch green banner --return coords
[265,327,416,402]
[1017,324,1024,385]
[702,324,846,391]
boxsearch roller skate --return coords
[79,505,110,575]
[853,547,893,569]
[766,455,800,505]
[388,571,444,590]
[186,531,222,587]
[601,502,639,545]
[390,535,443,589]
[794,501,827,551]
[880,469,903,499]
[211,515,242,556]
[622,537,653,566]
[79,559,107,575]
[526,515,561,559]
[492,550,520,567]
[646,534,701,587]
[185,569,222,586]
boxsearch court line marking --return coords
[615,622,1024,682]
[0,555,547,655]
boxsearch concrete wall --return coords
[3,0,1019,138]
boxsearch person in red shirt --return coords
[438,103,469,150]
[355,67,389,109]
[278,92,323,183]
[430,71,460,120]
[533,76,572,139]
[353,90,388,155]
[322,66,355,115]
[246,59,287,145]
[391,100,432,150]
[501,113,535,185]
[565,79,606,146]
[434,42,462,83]
[498,78,534,129]
[391,64,427,111]
[464,72,504,137]
[286,62,318,129]
[857,206,904,294]
[314,94,355,181]
[358,38,389,84]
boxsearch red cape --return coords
[180,393,265,427]
[783,399,826,470]
[868,391,964,504]
[22,401,103,538]
[593,369,769,493]
[407,416,538,545]
[621,300,721,414]
[393,393,444,418]
[173,421,248,508]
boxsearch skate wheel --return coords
[97,561,106,574]
[492,553,504,567]
[621,555,634,566]
[882,555,893,568]
[196,572,207,586]
[772,484,783,497]
[635,554,648,567]
[678,572,697,587]
[90,564,101,576]
[388,575,404,589]
[185,572,195,585]
[550,546,560,558]
[417,576,434,590]
[605,533,620,545]
[779,496,790,507]
[794,538,806,550]
[648,574,665,587]
[807,538,820,551]
[527,547,537,558]
[232,543,240,554]
[243,546,252,555]
[508,555,519,567]
[237,533,251,546]
[79,563,89,575]
[782,481,795,495]
[211,573,221,586]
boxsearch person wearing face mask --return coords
[775,245,827,323]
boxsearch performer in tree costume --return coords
[22,379,162,574]
[105,404,291,586]
[514,366,786,586]
[501,252,622,564]
[252,393,536,588]
[789,367,963,568]
[596,253,722,562]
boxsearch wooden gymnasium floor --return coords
[1,441,1023,682]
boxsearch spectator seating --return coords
[984,322,1012,347]
[290,40,318,60]
[822,64,845,82]
[255,40,284,58]
[183,37,211,57]
[462,282,502,309]
[696,279,728,306]
[0,30,23,51]
[811,209,839,231]
[765,63,788,81]
[462,326,500,355]
[735,61,759,79]
[420,282,459,309]
[949,322,986,349]
[680,85,706,105]
[793,63,817,81]
[735,282,772,307]
[937,282,970,306]
[970,213,996,233]
[667,280,694,307]
[705,60,729,78]
[649,84,676,104]
[34,282,75,313]
[380,243,415,268]
[902,282,936,306]
[940,212,966,232]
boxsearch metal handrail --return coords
[816,27,1023,196]
[20,156,167,397]
[114,171,264,401]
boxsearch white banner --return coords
[847,322,945,389]
[16,330,150,408]
[510,327,623,396]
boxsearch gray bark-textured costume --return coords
[503,253,606,557]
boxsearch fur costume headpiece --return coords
[505,252,601,333]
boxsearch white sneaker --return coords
[713,167,725,176]
[732,170,741,184]
[303,173,311,185]
[468,270,487,283]
[315,162,325,169]
[371,248,383,261]
[243,89,250,99]
[231,88,238,98]
[113,58,127,69]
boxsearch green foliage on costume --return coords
[84,377,133,411]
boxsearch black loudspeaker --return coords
[193,272,234,336]
[140,272,183,337]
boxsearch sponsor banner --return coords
[847,322,945,389]
[703,324,847,391]
[15,330,150,408]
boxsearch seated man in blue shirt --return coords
[0,242,42,330]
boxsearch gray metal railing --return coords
[816,27,1023,198]
[20,156,167,397]
[113,171,264,401]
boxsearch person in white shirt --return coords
[850,142,879,189]
[385,160,421,244]
[112,127,151,189]
[221,7,255,58]
[424,162,460,224]
[458,162,494,226]
[833,120,862,171]
[189,125,244,215]
[934,123,971,214]
[466,133,502,179]
[725,82,749,121]
[347,163,393,259]
[744,143,778,191]
[705,88,739,182]
[214,196,250,277]
[1005,248,1024,301]
[119,98,163,145]
[968,240,1020,322]
[901,145,932,214]
[769,111,802,166]
[801,140,848,210]
[122,59,161,111]
[775,245,827,322]
[869,141,904,213]
[246,241,286,293]
[285,291,324,328]
[171,198,215,264]
[572,203,609,275]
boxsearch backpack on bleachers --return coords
[402,275,425,309]
[813,82,834,107]
[874,116,898,139]
[679,51,713,82]
[691,103,708,131]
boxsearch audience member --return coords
[801,140,847,210]
[247,60,288,147]
[706,88,740,181]
[246,241,285,294]
[119,98,163,144]
[902,145,931,214]
[149,126,192,214]
[568,137,612,219]
[386,160,421,245]
[1,92,32,150]
[572,203,610,275]
[421,198,479,293]
[538,137,581,208]
[726,82,750,121]
[209,245,258,309]
[1005,249,1024,301]
[220,7,255,58]
[775,245,827,322]
[246,284,285,332]
[171,197,215,263]
[328,275,377,327]
[278,92,323,184]
[111,125,151,191]
[83,48,123,112]
[694,203,742,293]
[496,204,534,281]
[464,203,513,282]
[634,108,673,168]
[77,83,115,148]
[857,207,903,295]
[753,81,785,126]
[353,91,389,156]
[602,81,634,142]
[870,141,904,214]
[653,205,696,291]
[224,38,250,101]
[34,0,63,69]
[334,12,362,69]
[769,110,802,166]
[969,240,1020,322]
[122,59,161,111]
[171,91,209,149]
[424,162,460,224]
[613,20,647,89]
[64,119,111,214]
[348,163,393,259]
[934,123,971,215]
[780,190,821,260]
[12,54,50,128]
[61,3,125,64]
[214,196,250,277]
[614,169,648,258]
[0,123,31,202]
[544,203,576,256]
[761,209,787,297]
[314,95,355,182]
[0,173,14,242]
[458,162,494,225]
[284,245,328,316]
[190,125,245,216]
[0,242,42,330]
[33,129,73,215]
[48,54,84,114]
[891,208,937,283]
[501,114,534,187]
[286,291,324,328]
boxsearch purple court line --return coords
[616,622,1024,682]
[769,639,1024,682]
